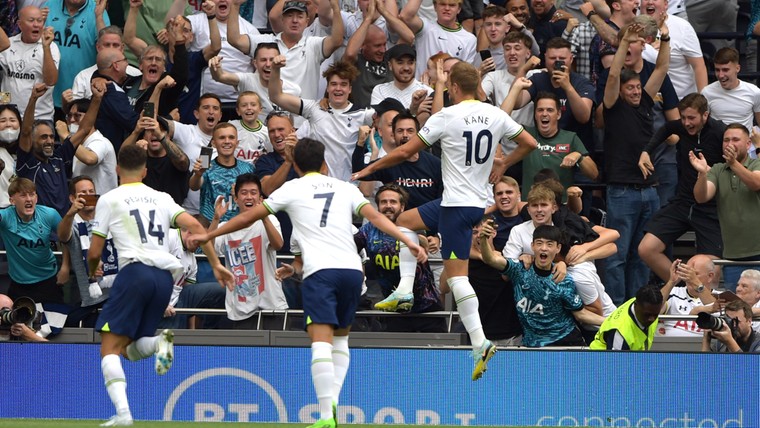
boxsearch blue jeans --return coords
[604,185,660,305]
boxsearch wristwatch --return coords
[586,10,597,19]
[696,284,705,293]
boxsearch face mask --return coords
[68,124,79,134]
[0,128,19,143]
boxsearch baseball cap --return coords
[282,1,308,14]
[385,44,416,62]
[371,98,407,116]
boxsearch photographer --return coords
[701,300,760,353]
[0,294,47,342]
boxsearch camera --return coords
[0,296,37,326]
[696,312,738,334]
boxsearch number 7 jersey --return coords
[418,100,524,208]
[92,182,185,277]
[263,172,368,279]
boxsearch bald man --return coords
[93,48,139,153]
[657,254,718,336]
[0,6,60,121]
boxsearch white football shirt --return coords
[92,182,185,278]
[418,100,524,207]
[264,173,368,278]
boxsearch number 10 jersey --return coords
[418,100,524,208]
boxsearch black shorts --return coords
[644,202,723,257]
[459,0,484,20]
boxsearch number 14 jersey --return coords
[418,100,524,208]
[92,182,185,277]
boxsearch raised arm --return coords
[604,24,638,108]
[501,76,532,114]
[0,23,9,52]
[268,55,304,114]
[227,1,251,55]
[377,0,413,45]
[643,23,670,101]
[67,81,106,162]
[19,84,48,153]
[689,151,716,203]
[201,1,222,61]
[124,0,148,57]
[94,0,109,31]
[479,220,508,271]
[41,26,58,86]
[343,1,376,63]
[322,0,344,58]
[209,56,241,87]
[580,2,618,47]
[399,0,424,34]
[165,0,189,24]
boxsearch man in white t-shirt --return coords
[56,97,117,194]
[226,0,344,101]
[167,93,222,215]
[211,173,288,328]
[196,138,424,428]
[702,47,760,137]
[270,56,374,182]
[0,7,60,121]
[353,62,537,381]
[370,44,432,109]
[641,0,706,98]
[208,43,301,124]
[400,0,477,78]
[183,0,260,105]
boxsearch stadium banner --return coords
[2,343,757,427]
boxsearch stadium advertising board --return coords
[1,344,756,426]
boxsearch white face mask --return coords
[68,124,79,134]
[0,128,19,143]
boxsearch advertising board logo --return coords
[163,368,288,422]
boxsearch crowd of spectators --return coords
[0,0,758,352]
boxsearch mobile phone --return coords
[717,291,741,302]
[200,146,213,169]
[81,194,100,207]
[554,60,566,72]
[142,102,155,118]
[479,50,492,62]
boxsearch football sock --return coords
[101,354,131,417]
[448,276,485,349]
[311,341,334,421]
[396,227,419,295]
[125,336,159,361]
[331,335,350,405]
